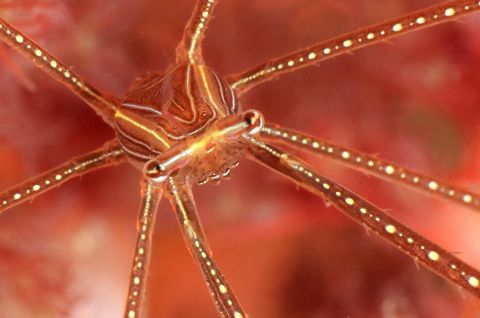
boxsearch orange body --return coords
[115,63,242,183]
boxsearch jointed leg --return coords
[0,140,124,215]
[228,0,480,94]
[165,176,246,318]
[246,136,480,297]
[124,179,163,318]
[261,124,480,211]
[177,0,218,64]
[0,18,119,125]
[131,109,260,317]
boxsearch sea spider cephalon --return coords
[1,0,480,317]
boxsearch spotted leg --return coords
[177,0,218,63]
[246,136,480,297]
[124,179,163,318]
[0,17,119,125]
[0,140,124,215]
[228,0,480,94]
[165,176,246,318]
[261,124,480,212]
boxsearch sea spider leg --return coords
[227,0,480,94]
[261,124,480,211]
[177,0,218,64]
[124,179,163,318]
[134,109,262,318]
[246,136,480,298]
[0,17,118,125]
[0,140,124,215]
[165,176,246,318]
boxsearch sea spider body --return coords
[116,62,244,183]
[2,3,480,316]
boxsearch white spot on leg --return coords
[385,224,396,234]
[343,39,352,47]
[428,181,439,191]
[428,251,440,261]
[469,276,479,288]
[416,16,426,24]
[219,284,227,294]
[445,8,456,16]
[463,194,473,203]
[392,23,403,32]
[385,165,395,175]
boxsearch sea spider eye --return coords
[143,161,168,181]
[242,110,264,135]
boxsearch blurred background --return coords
[0,0,480,317]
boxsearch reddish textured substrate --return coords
[0,1,480,317]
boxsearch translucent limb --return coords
[228,0,480,94]
[246,136,480,297]
[261,124,480,211]
[165,176,246,318]
[0,140,124,215]
[124,179,163,318]
[0,17,119,125]
[177,0,218,63]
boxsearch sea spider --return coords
[2,3,480,316]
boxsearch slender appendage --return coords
[0,17,119,125]
[246,136,480,297]
[261,125,480,212]
[0,140,124,215]
[228,0,480,94]
[177,0,218,63]
[124,179,163,318]
[166,177,246,318]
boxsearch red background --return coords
[1,0,480,317]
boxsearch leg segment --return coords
[165,176,246,318]
[0,17,119,125]
[246,136,480,297]
[228,0,480,94]
[261,124,480,211]
[0,140,124,215]
[124,179,163,318]
[177,0,218,64]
